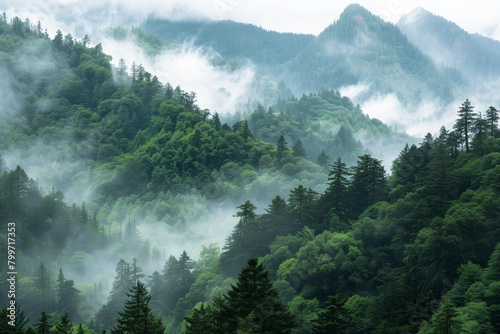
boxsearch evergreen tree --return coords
[53,312,72,334]
[130,258,145,283]
[485,106,499,137]
[211,112,222,131]
[184,304,211,334]
[111,281,165,334]
[316,150,330,168]
[224,258,296,333]
[288,185,317,231]
[276,135,289,164]
[472,112,489,156]
[430,302,461,334]
[52,29,63,51]
[35,263,54,311]
[424,131,454,216]
[325,157,350,220]
[312,296,351,334]
[56,268,79,315]
[292,140,307,157]
[35,311,52,334]
[453,98,476,153]
[234,200,257,224]
[350,154,387,217]
[263,195,290,236]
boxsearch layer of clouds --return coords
[3,0,499,41]
[100,35,256,113]
[341,81,500,139]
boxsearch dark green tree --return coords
[430,302,461,334]
[324,157,350,220]
[472,112,489,156]
[276,135,289,164]
[349,154,387,217]
[35,263,54,311]
[111,281,165,334]
[485,106,499,137]
[316,150,330,168]
[53,312,72,334]
[52,29,63,51]
[35,311,52,334]
[453,98,476,153]
[288,185,317,230]
[224,258,296,333]
[312,296,351,334]
[424,130,454,216]
[292,140,307,157]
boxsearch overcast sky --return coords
[3,0,500,40]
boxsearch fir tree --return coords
[317,150,330,168]
[312,296,351,334]
[292,140,307,157]
[453,98,476,153]
[485,106,499,137]
[111,280,165,334]
[35,311,52,334]
[325,157,350,220]
[53,312,72,334]
[224,258,296,333]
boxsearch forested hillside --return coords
[398,7,500,81]
[141,4,464,104]
[1,8,500,334]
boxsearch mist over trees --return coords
[1,6,500,334]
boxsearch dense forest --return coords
[1,7,500,334]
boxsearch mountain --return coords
[398,7,500,82]
[141,4,464,105]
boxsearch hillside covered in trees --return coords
[1,8,500,334]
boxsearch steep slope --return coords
[141,4,464,105]
[286,4,463,103]
[398,7,500,81]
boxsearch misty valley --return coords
[1,3,500,334]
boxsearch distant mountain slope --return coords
[142,4,464,105]
[398,7,500,81]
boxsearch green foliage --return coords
[111,281,165,334]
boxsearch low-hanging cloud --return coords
[99,35,256,114]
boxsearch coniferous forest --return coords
[1,4,500,334]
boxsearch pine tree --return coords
[350,154,387,217]
[53,312,72,334]
[453,98,476,153]
[52,29,63,51]
[472,112,489,156]
[312,296,351,334]
[430,302,461,334]
[424,132,454,217]
[485,106,499,137]
[325,157,350,220]
[263,195,290,236]
[276,135,289,164]
[111,280,165,334]
[35,311,52,334]
[288,185,317,231]
[224,258,296,333]
[317,150,330,168]
[35,263,54,311]
[292,140,307,157]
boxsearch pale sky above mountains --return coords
[3,0,500,41]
